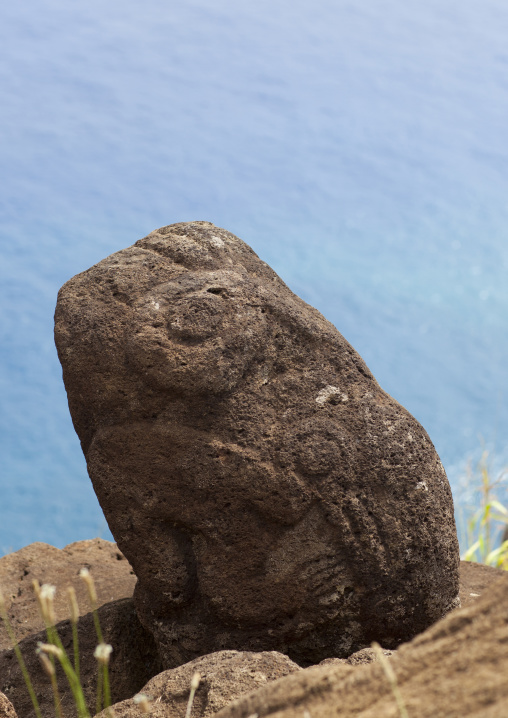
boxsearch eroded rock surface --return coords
[54,221,460,666]
[96,650,300,718]
[214,573,508,718]
[319,646,394,668]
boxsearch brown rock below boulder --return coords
[54,221,460,667]
[214,572,508,718]
[319,645,394,668]
[0,548,504,718]
[0,692,17,718]
[0,598,159,718]
[458,559,504,608]
[0,539,136,651]
[96,650,300,718]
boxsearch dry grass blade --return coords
[372,642,409,718]
[184,672,201,718]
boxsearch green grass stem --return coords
[67,586,81,681]
[0,589,43,718]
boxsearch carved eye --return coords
[168,296,224,341]
[206,287,227,296]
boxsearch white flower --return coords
[134,693,152,713]
[39,584,57,601]
[36,642,63,659]
[37,584,57,624]
[79,567,97,604]
[94,642,113,664]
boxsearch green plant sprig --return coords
[461,450,508,569]
[34,579,92,718]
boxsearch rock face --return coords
[54,221,460,667]
[214,573,508,718]
[96,650,300,718]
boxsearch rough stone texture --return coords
[319,646,394,668]
[0,557,500,718]
[96,650,300,718]
[0,692,17,718]
[54,220,460,667]
[214,573,508,718]
[0,539,136,651]
[0,598,160,718]
[458,559,506,608]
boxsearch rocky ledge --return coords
[1,540,506,717]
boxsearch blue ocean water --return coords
[1,0,507,554]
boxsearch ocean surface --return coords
[1,0,507,554]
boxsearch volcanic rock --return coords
[458,559,506,608]
[0,539,136,651]
[319,646,394,668]
[54,221,460,667]
[95,650,300,718]
[214,573,508,718]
